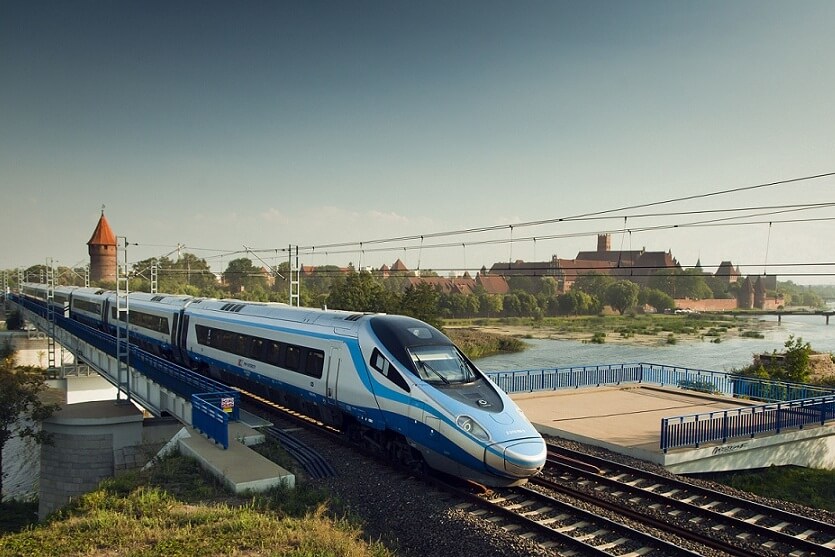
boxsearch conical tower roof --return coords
[87,211,116,246]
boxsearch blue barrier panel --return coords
[660,395,835,451]
[192,393,233,449]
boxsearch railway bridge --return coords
[4,292,293,517]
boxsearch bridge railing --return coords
[485,362,835,452]
[11,293,240,449]
[660,395,835,452]
[485,363,733,396]
[730,376,835,402]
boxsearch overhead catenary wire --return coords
[89,171,835,280]
[244,172,835,253]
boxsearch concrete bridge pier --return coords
[39,400,144,520]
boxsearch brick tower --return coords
[87,209,117,283]
[597,234,611,252]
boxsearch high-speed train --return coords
[20,282,546,486]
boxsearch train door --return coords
[325,346,340,403]
[175,313,190,365]
[171,312,179,348]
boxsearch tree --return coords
[515,291,540,318]
[398,283,442,328]
[648,269,712,300]
[502,293,522,317]
[0,341,60,500]
[133,253,216,294]
[303,265,344,302]
[326,271,394,313]
[639,288,675,312]
[223,258,267,294]
[477,293,503,317]
[573,272,615,300]
[605,280,639,315]
[781,335,812,383]
[556,290,596,316]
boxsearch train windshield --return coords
[408,345,476,384]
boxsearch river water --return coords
[476,314,835,373]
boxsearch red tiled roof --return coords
[87,213,116,246]
[391,259,409,271]
[555,258,616,278]
[407,276,478,295]
[476,275,510,295]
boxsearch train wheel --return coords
[387,434,425,474]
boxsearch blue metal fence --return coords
[660,396,835,452]
[485,362,835,452]
[485,363,735,396]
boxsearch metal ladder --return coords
[115,237,131,402]
[45,258,57,375]
[289,245,300,307]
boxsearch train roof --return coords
[187,298,377,329]
[121,291,196,307]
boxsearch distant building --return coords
[715,261,741,284]
[486,234,680,292]
[738,277,754,309]
[378,258,510,295]
[575,234,679,284]
[87,210,117,283]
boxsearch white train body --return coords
[20,283,546,486]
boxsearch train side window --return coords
[265,341,283,367]
[370,348,410,392]
[285,345,301,371]
[195,324,209,345]
[305,349,324,379]
[216,330,233,352]
[249,337,265,360]
[235,334,250,357]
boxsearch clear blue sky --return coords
[2,1,834,283]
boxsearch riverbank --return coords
[446,314,775,348]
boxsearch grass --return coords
[0,453,393,557]
[701,466,835,512]
[587,332,606,344]
[444,328,527,359]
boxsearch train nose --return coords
[493,437,547,477]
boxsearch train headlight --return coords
[456,415,490,442]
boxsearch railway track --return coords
[440,478,701,556]
[235,388,834,556]
[238,389,342,480]
[544,445,835,557]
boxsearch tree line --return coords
[3,254,827,325]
